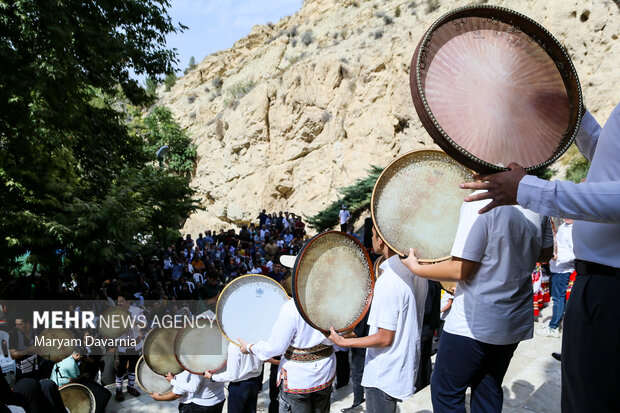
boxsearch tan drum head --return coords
[37,329,76,362]
[293,231,373,333]
[143,328,184,376]
[135,356,173,395]
[410,5,582,173]
[440,281,457,293]
[217,274,289,346]
[97,306,130,339]
[371,149,473,262]
[59,383,96,413]
[174,324,228,374]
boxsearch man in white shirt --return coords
[204,342,265,413]
[339,205,351,232]
[239,299,336,413]
[460,104,620,412]
[403,198,553,413]
[537,219,574,338]
[157,370,226,412]
[328,226,428,413]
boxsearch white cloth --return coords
[250,300,336,393]
[170,370,225,407]
[446,198,553,345]
[549,222,575,273]
[361,255,428,400]
[212,342,263,383]
[440,291,454,321]
[117,305,143,352]
[517,106,620,268]
[339,209,351,225]
[193,273,204,285]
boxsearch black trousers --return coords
[431,332,517,413]
[335,350,350,389]
[562,273,620,412]
[269,361,279,413]
[415,337,433,393]
[115,353,138,380]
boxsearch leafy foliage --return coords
[306,166,384,232]
[164,72,177,91]
[565,156,590,183]
[132,106,197,177]
[0,0,193,275]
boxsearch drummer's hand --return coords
[238,338,251,354]
[327,327,346,347]
[460,163,526,214]
[151,392,161,400]
[401,248,421,273]
[164,372,174,382]
[203,370,213,379]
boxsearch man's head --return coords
[371,226,390,258]
[71,350,84,361]
[342,204,347,210]
[117,292,131,308]
[14,316,31,334]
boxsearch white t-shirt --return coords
[445,197,553,345]
[361,255,428,400]
[339,209,351,225]
[171,370,225,407]
[212,342,263,383]
[549,223,575,274]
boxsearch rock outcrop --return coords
[157,0,620,234]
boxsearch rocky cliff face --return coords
[158,0,620,234]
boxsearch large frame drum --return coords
[142,327,184,376]
[410,5,582,173]
[174,323,228,374]
[59,383,96,413]
[371,149,473,262]
[292,231,373,334]
[135,356,173,395]
[216,274,289,346]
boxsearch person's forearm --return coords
[405,260,468,282]
[154,392,182,401]
[338,331,392,349]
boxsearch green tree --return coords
[0,0,192,275]
[306,166,384,232]
[184,56,197,75]
[145,77,159,97]
[164,72,177,91]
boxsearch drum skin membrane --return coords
[59,384,95,413]
[217,275,288,346]
[295,233,372,332]
[143,328,184,376]
[412,6,582,173]
[136,357,173,394]
[175,326,228,373]
[372,150,473,261]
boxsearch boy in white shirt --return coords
[328,225,428,413]
[402,196,553,413]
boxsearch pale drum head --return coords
[174,323,228,374]
[217,274,289,346]
[37,329,76,362]
[293,231,373,334]
[135,356,173,395]
[371,149,473,262]
[97,306,130,339]
[59,383,96,413]
[440,281,457,293]
[410,5,582,173]
[143,328,184,376]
